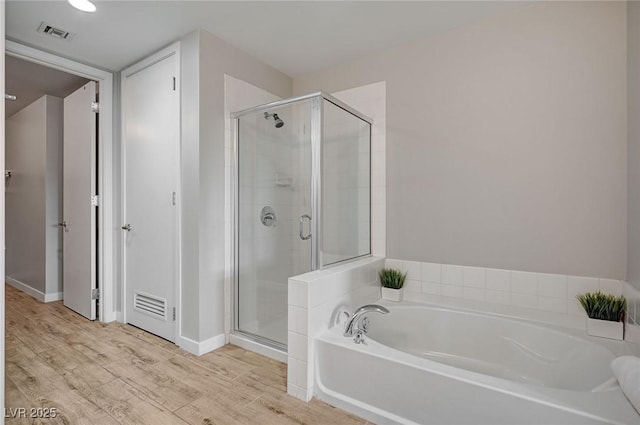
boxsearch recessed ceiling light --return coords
[67,0,96,13]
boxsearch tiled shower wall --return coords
[386,258,640,342]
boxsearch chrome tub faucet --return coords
[343,304,390,344]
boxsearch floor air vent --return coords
[134,291,167,320]
[37,22,75,40]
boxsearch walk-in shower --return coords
[232,92,372,350]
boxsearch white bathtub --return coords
[314,303,640,425]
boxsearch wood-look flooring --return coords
[5,285,369,425]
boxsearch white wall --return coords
[294,1,627,281]
[5,95,63,299]
[45,95,62,296]
[178,30,292,350]
[626,2,640,327]
[627,2,640,294]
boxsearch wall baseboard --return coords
[6,277,62,303]
[112,311,123,323]
[44,291,63,302]
[178,333,226,356]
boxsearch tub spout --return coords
[343,304,390,337]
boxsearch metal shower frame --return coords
[230,91,373,351]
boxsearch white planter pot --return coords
[381,287,404,302]
[586,318,624,340]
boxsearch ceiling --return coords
[5,55,89,118]
[6,1,528,77]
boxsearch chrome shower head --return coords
[264,112,284,128]
[273,114,284,128]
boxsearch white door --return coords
[63,82,97,320]
[122,46,179,342]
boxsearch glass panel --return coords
[321,99,371,266]
[237,99,313,346]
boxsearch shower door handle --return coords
[299,215,312,240]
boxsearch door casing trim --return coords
[6,40,116,323]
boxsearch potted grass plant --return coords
[379,268,407,302]
[576,291,626,340]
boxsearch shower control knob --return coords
[262,213,275,226]
[260,207,277,227]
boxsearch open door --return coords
[62,82,97,320]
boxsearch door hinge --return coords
[91,195,100,206]
[172,77,176,91]
[172,192,176,206]
[91,288,100,300]
[172,307,176,321]
[91,102,100,113]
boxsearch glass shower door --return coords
[236,100,313,347]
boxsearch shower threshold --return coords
[229,331,288,363]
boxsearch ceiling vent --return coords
[37,22,75,41]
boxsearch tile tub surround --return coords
[385,259,640,343]
[287,257,385,401]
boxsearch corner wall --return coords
[627,2,640,293]
[178,30,292,351]
[294,1,627,280]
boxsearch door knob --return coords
[121,224,133,231]
[58,221,67,228]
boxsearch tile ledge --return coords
[404,292,584,329]
[398,293,638,356]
